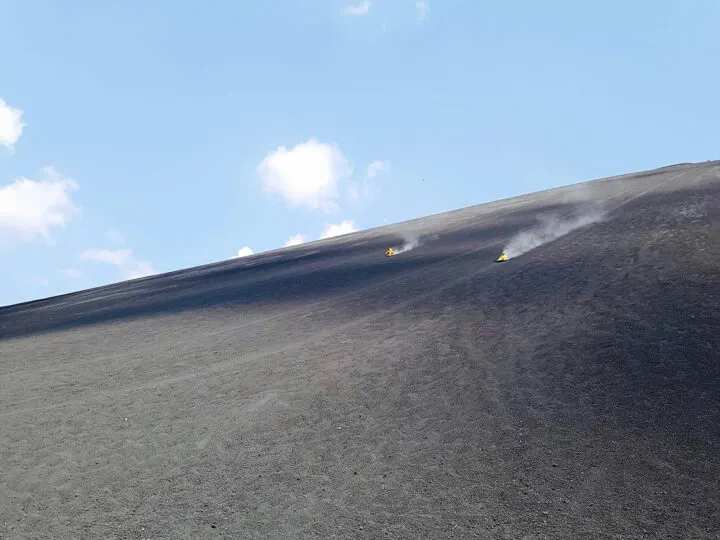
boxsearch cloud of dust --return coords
[392,232,423,254]
[503,209,606,259]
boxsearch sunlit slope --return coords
[1,161,719,539]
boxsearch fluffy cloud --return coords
[257,139,352,211]
[349,159,389,202]
[125,261,156,280]
[416,1,429,20]
[345,1,370,15]
[0,98,25,149]
[0,166,81,242]
[232,246,254,258]
[283,233,305,247]
[80,247,156,281]
[320,219,357,239]
[81,248,132,266]
[367,159,389,180]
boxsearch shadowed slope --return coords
[1,161,719,539]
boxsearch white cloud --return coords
[284,233,305,247]
[124,260,156,280]
[0,98,25,149]
[81,248,133,266]
[320,219,357,239]
[232,246,254,258]
[416,1,429,20]
[257,138,352,212]
[63,268,82,279]
[348,159,389,202]
[80,247,156,281]
[0,166,81,242]
[367,159,389,179]
[345,1,370,15]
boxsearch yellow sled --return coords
[495,252,508,263]
[385,247,395,257]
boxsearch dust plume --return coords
[392,233,423,254]
[503,209,606,259]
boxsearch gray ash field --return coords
[2,162,719,539]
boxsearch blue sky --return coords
[1,0,719,306]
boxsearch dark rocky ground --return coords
[1,161,719,539]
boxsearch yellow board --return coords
[495,252,508,262]
[385,247,395,257]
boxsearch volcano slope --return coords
[2,162,720,539]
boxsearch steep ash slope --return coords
[1,161,719,539]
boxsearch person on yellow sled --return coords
[385,247,395,257]
[495,252,508,262]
